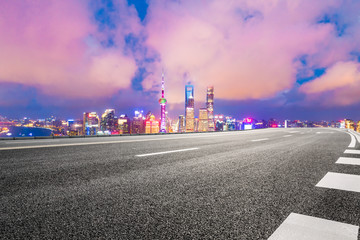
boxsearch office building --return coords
[145,114,159,134]
[198,108,208,132]
[207,86,215,131]
[185,94,195,132]
[100,109,117,133]
[185,84,195,132]
[118,115,130,134]
[131,111,145,134]
[178,115,185,132]
[83,112,99,135]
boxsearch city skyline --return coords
[1,1,360,121]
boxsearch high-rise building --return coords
[83,112,99,135]
[131,110,145,134]
[198,108,208,132]
[185,84,194,109]
[100,109,117,133]
[178,115,185,132]
[185,94,195,132]
[159,73,167,133]
[145,114,159,134]
[185,84,194,132]
[207,86,215,131]
[118,115,130,134]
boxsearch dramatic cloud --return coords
[300,61,360,106]
[0,0,138,98]
[1,0,360,119]
[142,0,341,104]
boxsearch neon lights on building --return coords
[159,73,167,133]
[207,86,215,131]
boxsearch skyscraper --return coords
[101,109,116,133]
[198,108,208,132]
[83,112,99,135]
[131,111,145,134]
[178,115,185,132]
[185,84,195,132]
[159,73,167,133]
[207,86,215,131]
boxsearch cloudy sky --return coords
[1,0,360,121]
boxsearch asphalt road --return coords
[1,128,360,239]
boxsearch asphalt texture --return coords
[1,128,360,239]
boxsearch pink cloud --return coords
[142,0,351,104]
[0,0,138,98]
[300,61,360,106]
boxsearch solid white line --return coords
[344,149,360,154]
[347,133,356,148]
[136,148,199,157]
[4,140,60,144]
[316,172,360,193]
[283,135,292,137]
[336,157,360,166]
[251,138,269,142]
[268,213,359,240]
[349,130,360,145]
[0,132,247,151]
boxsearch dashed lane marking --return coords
[251,138,269,142]
[336,157,360,166]
[316,172,360,193]
[283,135,292,137]
[136,147,199,157]
[268,213,359,240]
[344,149,360,155]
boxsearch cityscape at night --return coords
[1,0,360,239]
[1,77,360,138]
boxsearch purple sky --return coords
[1,0,360,121]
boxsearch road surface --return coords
[1,128,360,239]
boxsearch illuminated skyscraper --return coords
[185,84,195,132]
[207,86,215,131]
[159,73,167,133]
[185,95,195,132]
[145,114,160,134]
[101,109,117,133]
[178,115,185,132]
[131,111,145,134]
[118,114,130,134]
[83,112,99,135]
[198,108,208,132]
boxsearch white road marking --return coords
[283,135,292,137]
[268,213,359,240]
[316,172,360,193]
[4,140,60,144]
[347,133,356,148]
[136,148,199,157]
[288,131,299,133]
[316,132,334,134]
[344,149,360,154]
[251,138,269,142]
[349,130,360,145]
[336,157,360,166]
[0,132,243,151]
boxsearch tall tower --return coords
[207,86,215,131]
[185,84,195,132]
[159,72,167,133]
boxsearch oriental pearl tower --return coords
[159,72,167,133]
